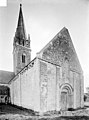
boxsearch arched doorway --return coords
[60,83,73,110]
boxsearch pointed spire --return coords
[17,4,24,27]
[15,4,26,44]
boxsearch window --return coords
[23,40,24,46]
[22,54,25,63]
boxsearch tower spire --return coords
[14,4,26,44]
[17,4,24,27]
[13,4,31,74]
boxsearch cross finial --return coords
[20,4,22,7]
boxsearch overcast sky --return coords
[0,0,89,92]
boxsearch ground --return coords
[0,103,36,119]
[0,104,89,120]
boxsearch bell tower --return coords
[13,4,31,74]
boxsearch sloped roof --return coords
[15,4,26,41]
[0,70,15,84]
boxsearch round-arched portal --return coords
[60,83,73,110]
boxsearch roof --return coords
[9,57,37,84]
[15,4,26,40]
[0,70,15,84]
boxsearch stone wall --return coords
[41,28,82,74]
[38,60,83,112]
[13,75,21,106]
[38,27,84,111]
[38,58,83,112]
[9,58,40,112]
[13,44,31,74]
[39,59,58,112]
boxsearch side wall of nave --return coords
[9,58,40,112]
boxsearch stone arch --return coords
[60,83,73,110]
[60,83,73,94]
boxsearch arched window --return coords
[22,54,25,63]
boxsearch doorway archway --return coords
[60,83,73,110]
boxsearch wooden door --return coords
[61,92,67,110]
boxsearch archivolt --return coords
[60,83,73,94]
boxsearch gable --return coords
[37,27,82,73]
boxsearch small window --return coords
[22,54,25,63]
[23,40,24,46]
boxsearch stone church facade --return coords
[0,4,84,114]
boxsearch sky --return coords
[0,0,89,92]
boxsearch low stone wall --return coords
[59,108,89,116]
[40,108,89,117]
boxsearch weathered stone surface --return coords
[13,44,31,74]
[38,27,82,74]
[39,60,58,112]
[37,27,84,112]
[10,58,40,112]
[40,61,48,112]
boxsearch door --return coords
[61,92,67,110]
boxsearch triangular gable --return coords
[37,27,83,73]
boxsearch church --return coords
[0,4,84,114]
